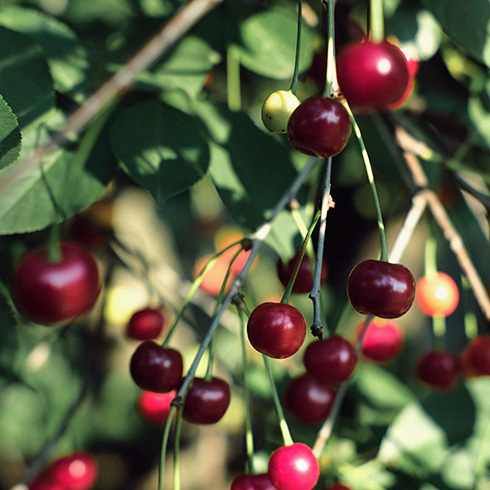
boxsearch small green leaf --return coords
[110,100,210,206]
[229,4,317,79]
[0,94,21,169]
[0,25,55,129]
[421,0,490,68]
[0,6,91,102]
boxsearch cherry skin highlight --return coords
[247,302,306,359]
[303,335,357,384]
[130,340,183,393]
[337,39,409,111]
[268,443,319,490]
[287,96,351,158]
[347,259,416,319]
[12,241,100,325]
[182,376,231,424]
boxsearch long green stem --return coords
[344,104,388,261]
[323,0,338,97]
[158,405,178,490]
[227,45,241,111]
[369,0,384,42]
[173,407,184,490]
[289,0,303,94]
[263,355,293,446]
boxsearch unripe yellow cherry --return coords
[261,90,300,133]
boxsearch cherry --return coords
[12,241,101,325]
[28,475,65,490]
[347,259,416,319]
[247,302,306,359]
[277,252,328,294]
[287,95,351,158]
[267,443,319,490]
[416,272,459,317]
[303,335,357,384]
[336,39,409,112]
[415,350,460,391]
[284,373,336,424]
[137,389,176,425]
[130,340,183,393]
[231,472,278,490]
[261,90,300,133]
[126,306,165,340]
[182,376,231,424]
[388,51,419,109]
[460,335,490,376]
[321,485,352,490]
[49,451,98,490]
[356,319,404,362]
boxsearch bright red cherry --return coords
[303,335,357,384]
[268,443,319,490]
[415,350,460,391]
[28,475,65,490]
[247,302,306,359]
[287,95,351,158]
[12,241,100,325]
[337,40,409,111]
[284,373,336,424]
[231,472,278,490]
[277,252,328,294]
[182,376,231,424]
[126,307,165,340]
[416,272,459,317]
[356,319,404,362]
[347,259,415,319]
[130,340,183,393]
[137,389,176,426]
[49,452,98,490]
[460,335,490,377]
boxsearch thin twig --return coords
[0,0,224,193]
[396,126,490,322]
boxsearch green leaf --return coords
[0,108,116,235]
[229,4,317,79]
[0,25,55,129]
[133,35,220,97]
[0,94,21,169]
[193,99,300,232]
[421,0,490,67]
[0,6,91,102]
[110,100,210,206]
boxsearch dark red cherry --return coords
[415,350,460,391]
[284,373,336,424]
[130,340,183,393]
[347,259,415,319]
[231,472,277,490]
[303,335,357,384]
[126,307,165,340]
[247,302,306,359]
[337,40,410,111]
[268,443,319,490]
[460,335,490,377]
[182,376,231,424]
[12,241,100,325]
[277,252,328,294]
[287,96,351,158]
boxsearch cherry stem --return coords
[281,209,321,305]
[235,301,256,474]
[158,405,178,490]
[369,0,384,42]
[288,0,303,95]
[345,104,389,262]
[173,406,184,490]
[227,45,241,111]
[462,276,479,340]
[323,0,340,97]
[263,354,294,447]
[309,158,333,339]
[171,157,319,409]
[47,224,62,262]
